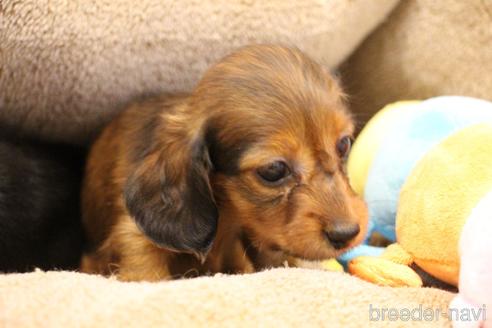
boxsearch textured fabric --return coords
[341,0,492,122]
[397,123,492,286]
[0,0,399,145]
[0,268,453,327]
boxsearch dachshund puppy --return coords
[81,45,368,281]
[0,133,85,273]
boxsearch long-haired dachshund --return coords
[81,45,368,281]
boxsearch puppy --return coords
[0,133,85,273]
[81,45,368,281]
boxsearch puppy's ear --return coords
[124,127,218,259]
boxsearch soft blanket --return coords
[0,268,453,327]
[1,0,399,144]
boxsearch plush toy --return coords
[349,122,492,285]
[339,100,421,262]
[450,190,492,328]
[320,258,344,272]
[340,96,492,266]
[342,96,492,328]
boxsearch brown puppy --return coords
[81,45,368,281]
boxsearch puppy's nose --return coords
[324,223,360,250]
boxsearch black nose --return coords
[324,223,360,250]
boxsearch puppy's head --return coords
[125,45,367,261]
[194,45,367,259]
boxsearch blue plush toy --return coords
[339,96,492,266]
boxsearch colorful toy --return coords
[320,258,344,272]
[349,123,492,285]
[341,96,492,327]
[340,96,492,265]
[340,100,421,262]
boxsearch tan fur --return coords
[81,45,367,281]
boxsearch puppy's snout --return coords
[324,223,360,250]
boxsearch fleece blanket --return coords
[342,0,492,120]
[0,0,399,145]
[0,268,453,327]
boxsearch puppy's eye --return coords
[256,161,291,184]
[336,136,353,159]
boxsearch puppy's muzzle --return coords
[324,223,360,250]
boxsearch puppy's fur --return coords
[0,133,85,273]
[81,45,368,281]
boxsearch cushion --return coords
[341,0,492,121]
[0,268,453,327]
[0,0,399,144]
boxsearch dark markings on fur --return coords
[236,181,284,209]
[284,184,302,224]
[205,125,252,176]
[124,136,218,257]
[128,102,169,163]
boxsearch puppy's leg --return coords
[219,238,255,274]
[117,250,171,282]
[205,223,254,274]
[80,250,113,276]
[114,218,172,282]
[82,217,171,281]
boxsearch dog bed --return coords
[0,268,453,327]
[1,0,399,144]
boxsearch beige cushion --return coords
[341,0,492,122]
[0,268,453,327]
[0,0,398,144]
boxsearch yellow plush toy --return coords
[345,96,492,288]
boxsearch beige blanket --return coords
[1,0,399,145]
[0,268,453,327]
[342,0,492,120]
